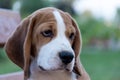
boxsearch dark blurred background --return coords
[0,0,120,80]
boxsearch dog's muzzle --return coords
[59,51,74,65]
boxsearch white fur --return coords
[37,10,75,71]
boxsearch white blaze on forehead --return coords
[53,10,72,48]
[53,10,66,37]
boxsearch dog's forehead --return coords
[52,10,73,27]
[34,8,73,28]
[52,10,75,36]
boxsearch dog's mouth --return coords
[39,65,71,72]
[39,66,47,71]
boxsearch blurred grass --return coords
[0,47,120,80]
[0,48,21,74]
[81,47,120,80]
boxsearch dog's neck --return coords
[29,59,77,80]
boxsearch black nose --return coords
[59,51,74,65]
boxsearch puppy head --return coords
[5,7,88,79]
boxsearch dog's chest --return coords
[29,70,77,80]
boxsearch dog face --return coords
[31,10,76,71]
[5,7,90,80]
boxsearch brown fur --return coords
[4,7,90,80]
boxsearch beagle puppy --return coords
[5,7,90,80]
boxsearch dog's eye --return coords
[69,33,75,40]
[41,30,53,37]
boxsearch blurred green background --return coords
[0,0,120,80]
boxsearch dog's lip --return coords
[38,65,71,72]
[39,66,47,71]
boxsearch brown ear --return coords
[23,17,35,79]
[71,18,90,80]
[4,15,35,79]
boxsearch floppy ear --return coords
[4,15,35,79]
[23,17,35,79]
[71,18,90,80]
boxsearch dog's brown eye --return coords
[69,33,75,40]
[41,30,53,37]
